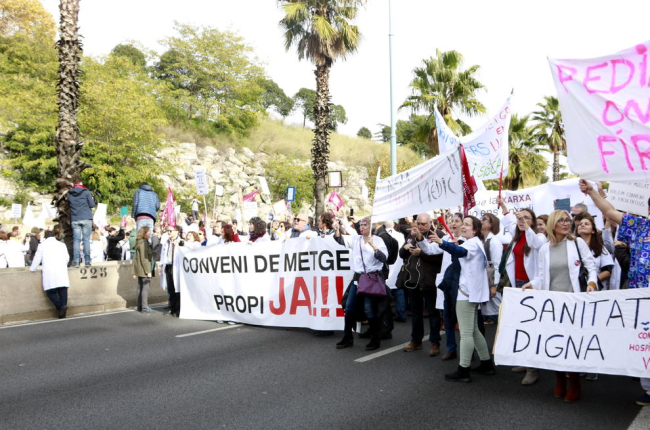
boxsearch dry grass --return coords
[159,117,422,168]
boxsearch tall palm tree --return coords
[53,0,88,256]
[505,114,548,190]
[401,49,486,155]
[532,96,565,182]
[279,0,363,216]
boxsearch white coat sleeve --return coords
[30,244,43,271]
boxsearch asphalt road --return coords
[0,308,647,430]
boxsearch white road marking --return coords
[175,324,242,338]
[628,405,650,430]
[355,335,430,362]
[0,309,134,329]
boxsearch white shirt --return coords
[341,234,388,274]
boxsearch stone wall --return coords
[0,261,168,324]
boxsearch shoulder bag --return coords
[575,241,590,292]
[357,239,387,298]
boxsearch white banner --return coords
[371,149,463,222]
[607,182,650,217]
[176,237,352,330]
[93,203,108,230]
[549,41,650,183]
[435,96,512,181]
[495,288,650,378]
[466,178,603,228]
[193,166,209,196]
[259,177,270,196]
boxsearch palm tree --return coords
[504,114,548,190]
[53,0,89,256]
[532,96,565,182]
[401,49,486,155]
[279,0,364,216]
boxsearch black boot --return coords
[365,319,381,351]
[445,365,471,382]
[470,358,496,375]
[336,315,355,349]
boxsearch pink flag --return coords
[243,189,260,202]
[327,190,344,211]
[164,187,177,228]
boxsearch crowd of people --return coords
[1,179,649,407]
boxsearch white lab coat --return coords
[530,237,598,293]
[386,227,405,289]
[30,237,70,291]
[483,232,504,316]
[6,238,28,268]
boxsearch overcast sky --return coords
[41,0,650,138]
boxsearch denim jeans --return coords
[46,287,68,310]
[443,284,458,353]
[343,280,374,335]
[409,288,441,345]
[135,217,155,244]
[137,277,150,311]
[72,219,93,266]
[392,288,407,320]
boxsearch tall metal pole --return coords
[388,0,397,176]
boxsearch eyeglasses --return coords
[166,229,173,233]
[198,233,204,236]
[557,218,572,224]
[416,222,429,226]
[294,217,306,222]
[481,217,490,222]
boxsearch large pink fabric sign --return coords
[549,41,650,182]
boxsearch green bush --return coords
[264,157,314,208]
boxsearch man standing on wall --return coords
[132,182,160,242]
[68,174,95,267]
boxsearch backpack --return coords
[378,230,399,265]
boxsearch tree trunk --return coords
[54,0,89,258]
[428,126,440,156]
[312,63,331,217]
[552,151,560,182]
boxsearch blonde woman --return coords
[522,210,598,403]
[89,231,105,263]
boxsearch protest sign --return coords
[215,184,224,197]
[607,182,650,216]
[259,177,271,195]
[272,199,287,215]
[371,148,463,222]
[93,203,108,230]
[466,178,603,228]
[11,204,21,219]
[549,41,650,182]
[286,187,296,202]
[193,166,209,195]
[435,96,512,181]
[494,288,650,378]
[176,236,352,330]
[243,201,258,221]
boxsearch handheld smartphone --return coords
[349,208,354,217]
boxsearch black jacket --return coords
[106,229,125,261]
[399,229,443,291]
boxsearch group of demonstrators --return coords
[4,178,649,408]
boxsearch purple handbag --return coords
[357,239,387,297]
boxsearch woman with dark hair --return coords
[132,227,155,314]
[481,213,503,325]
[498,199,547,385]
[249,217,269,243]
[576,215,613,290]
[423,215,494,382]
[318,212,336,236]
[523,210,598,402]
[219,224,241,244]
[536,215,549,237]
